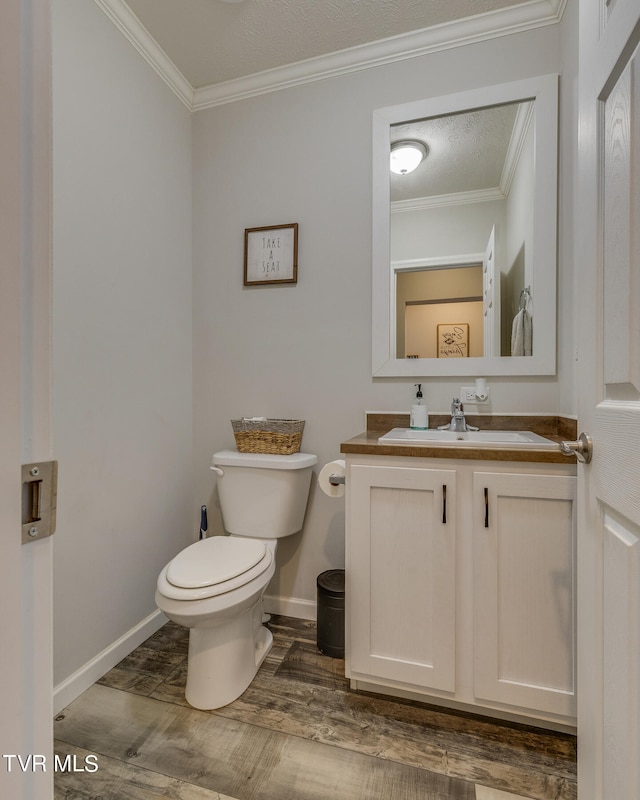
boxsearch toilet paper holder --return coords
[318,459,346,497]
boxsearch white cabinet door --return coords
[348,464,456,692]
[472,472,576,718]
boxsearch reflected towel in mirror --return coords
[511,308,532,356]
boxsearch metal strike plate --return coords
[21,460,58,544]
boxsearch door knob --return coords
[560,432,593,463]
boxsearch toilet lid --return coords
[166,537,267,590]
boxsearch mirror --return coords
[372,75,558,377]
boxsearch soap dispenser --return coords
[410,384,429,430]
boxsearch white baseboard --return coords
[264,594,317,621]
[53,609,167,715]
[54,598,315,714]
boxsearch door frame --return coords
[0,1,54,797]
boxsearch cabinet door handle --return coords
[484,487,489,528]
[442,484,447,524]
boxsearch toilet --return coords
[155,449,317,710]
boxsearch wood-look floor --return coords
[54,616,576,800]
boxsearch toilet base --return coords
[185,598,273,710]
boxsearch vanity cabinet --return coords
[346,456,577,726]
[472,471,576,719]
[348,464,456,692]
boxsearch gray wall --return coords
[52,0,193,685]
[192,23,575,614]
[51,0,579,690]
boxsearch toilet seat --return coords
[158,537,272,601]
[168,537,266,588]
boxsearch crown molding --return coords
[93,0,193,109]
[192,0,566,110]
[499,100,535,196]
[95,0,566,113]
[392,187,506,213]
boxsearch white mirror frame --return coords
[372,74,558,377]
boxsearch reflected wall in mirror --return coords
[392,100,533,359]
[397,262,484,358]
[372,75,558,377]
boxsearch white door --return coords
[0,1,54,798]
[577,0,640,797]
[483,226,498,357]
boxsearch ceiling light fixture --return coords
[390,140,427,175]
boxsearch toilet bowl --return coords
[155,449,317,710]
[155,536,277,709]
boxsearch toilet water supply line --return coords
[199,505,208,540]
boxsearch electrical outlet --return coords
[461,386,489,403]
[461,386,477,403]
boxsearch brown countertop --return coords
[340,414,578,465]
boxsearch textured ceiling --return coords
[390,102,522,202]
[115,1,538,202]
[123,0,526,89]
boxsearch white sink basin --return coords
[378,428,557,449]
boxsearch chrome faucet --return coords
[438,397,478,432]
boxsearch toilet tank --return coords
[212,450,318,538]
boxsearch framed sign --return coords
[437,323,469,358]
[244,223,298,285]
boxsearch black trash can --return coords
[316,569,345,658]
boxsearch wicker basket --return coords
[231,418,305,455]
